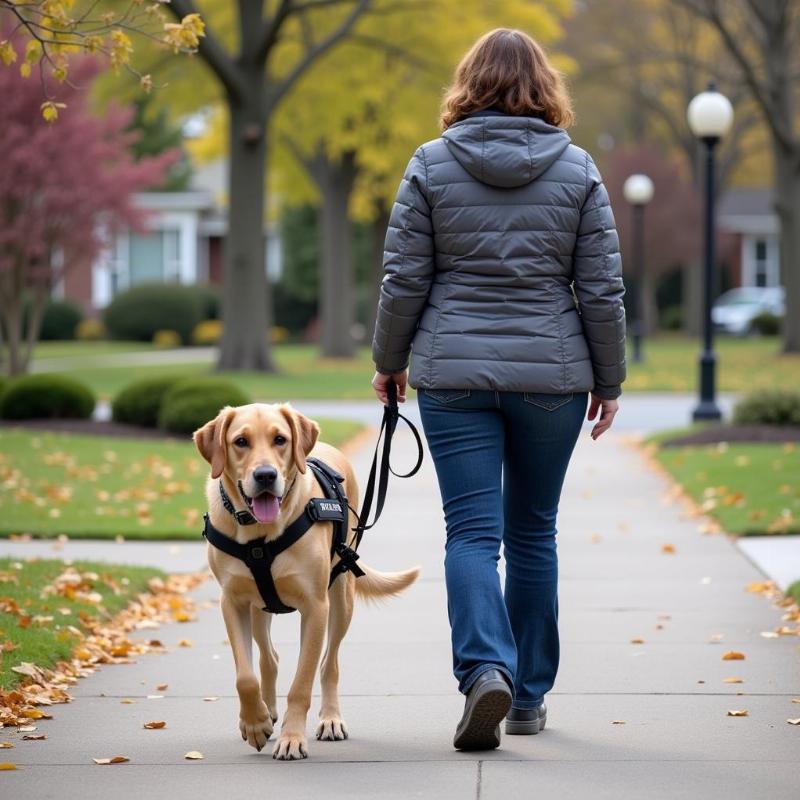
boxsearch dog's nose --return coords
[253,465,278,487]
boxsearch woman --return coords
[371,28,626,751]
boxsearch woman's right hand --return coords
[371,370,408,405]
[587,394,618,440]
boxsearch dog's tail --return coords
[354,563,420,602]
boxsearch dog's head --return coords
[193,403,319,525]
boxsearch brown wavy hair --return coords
[440,28,573,131]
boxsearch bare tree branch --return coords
[257,0,293,64]
[266,0,369,108]
[292,0,359,11]
[348,32,431,70]
[280,131,313,172]
[167,0,247,102]
[675,0,795,152]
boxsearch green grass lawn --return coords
[34,343,378,400]
[29,336,800,400]
[0,420,364,539]
[0,557,165,689]
[648,438,800,535]
[32,341,158,360]
[624,333,800,392]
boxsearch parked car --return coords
[711,287,785,335]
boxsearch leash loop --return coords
[353,380,424,548]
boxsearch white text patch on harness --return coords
[309,498,345,521]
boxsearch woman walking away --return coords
[370,28,626,751]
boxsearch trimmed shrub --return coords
[272,281,317,335]
[187,284,220,321]
[76,318,106,341]
[750,312,781,337]
[0,375,7,401]
[21,297,83,341]
[153,329,181,348]
[270,326,290,344]
[733,389,800,427]
[159,377,249,435]
[37,300,84,341]
[0,374,95,420]
[112,375,183,428]
[103,283,203,344]
[659,305,683,331]
[191,319,222,346]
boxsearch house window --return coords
[107,233,128,295]
[164,229,181,281]
[128,229,182,286]
[754,238,769,287]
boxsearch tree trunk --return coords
[1,302,24,377]
[640,267,658,336]
[217,77,276,372]
[774,150,800,353]
[366,203,390,343]
[759,2,800,354]
[313,150,358,358]
[20,286,48,375]
[0,260,24,376]
[682,259,702,335]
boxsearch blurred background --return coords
[0,1,797,579]
[0,6,798,784]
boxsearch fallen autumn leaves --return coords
[0,570,207,730]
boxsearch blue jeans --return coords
[417,388,587,709]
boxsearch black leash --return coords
[352,380,424,548]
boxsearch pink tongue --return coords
[252,494,280,524]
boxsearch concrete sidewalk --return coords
[2,425,798,799]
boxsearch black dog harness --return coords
[202,383,423,615]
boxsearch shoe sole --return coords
[505,712,547,736]
[453,682,513,751]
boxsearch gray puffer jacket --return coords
[372,111,626,400]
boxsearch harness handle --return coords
[353,379,424,548]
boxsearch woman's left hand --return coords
[371,370,408,405]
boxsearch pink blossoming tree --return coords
[0,51,176,375]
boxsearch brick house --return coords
[59,159,281,314]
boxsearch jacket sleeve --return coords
[572,154,627,400]
[372,148,435,373]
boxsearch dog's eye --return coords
[234,437,249,448]
[274,435,287,446]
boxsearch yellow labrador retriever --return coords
[194,403,419,760]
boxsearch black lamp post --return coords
[623,174,654,363]
[687,82,733,422]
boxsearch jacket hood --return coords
[442,113,571,188]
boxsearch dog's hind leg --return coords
[316,574,354,742]
[221,592,273,751]
[250,605,279,725]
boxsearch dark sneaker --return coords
[453,669,513,751]
[505,703,547,735]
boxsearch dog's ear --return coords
[193,407,236,479]
[279,405,319,474]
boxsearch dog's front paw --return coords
[316,716,348,741]
[239,710,273,752]
[272,731,308,760]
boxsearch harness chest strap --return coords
[203,458,364,614]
